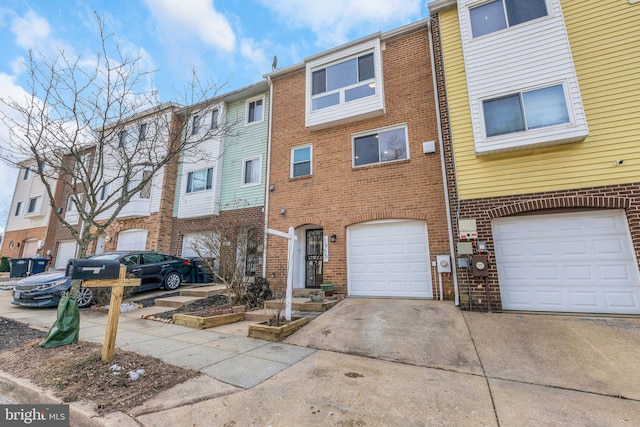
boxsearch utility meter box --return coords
[457,241,474,255]
[459,219,478,239]
[471,255,490,277]
[66,259,121,280]
[436,255,452,273]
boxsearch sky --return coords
[0,0,432,232]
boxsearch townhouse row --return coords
[2,0,640,315]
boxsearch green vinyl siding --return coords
[219,92,269,210]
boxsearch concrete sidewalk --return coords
[2,291,640,426]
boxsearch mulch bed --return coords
[142,294,230,322]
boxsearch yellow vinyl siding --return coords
[439,2,640,200]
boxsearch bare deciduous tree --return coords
[0,16,233,263]
[190,200,265,308]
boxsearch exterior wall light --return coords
[331,234,337,243]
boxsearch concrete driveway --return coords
[2,290,640,426]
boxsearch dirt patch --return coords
[144,294,230,321]
[0,317,199,415]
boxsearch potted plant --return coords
[320,283,334,297]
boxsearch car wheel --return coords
[77,287,93,308]
[164,272,182,291]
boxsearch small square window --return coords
[242,157,261,186]
[186,168,213,193]
[14,201,23,217]
[27,196,40,214]
[291,146,312,178]
[353,126,408,167]
[247,98,264,124]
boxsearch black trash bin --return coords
[30,257,50,275]
[189,257,214,283]
[0,257,9,272]
[9,258,31,278]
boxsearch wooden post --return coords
[83,265,140,363]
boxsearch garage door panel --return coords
[493,210,640,314]
[348,220,432,298]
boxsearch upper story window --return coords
[138,123,147,142]
[469,0,547,38]
[291,145,312,178]
[99,183,109,201]
[186,168,213,193]
[139,170,153,199]
[66,194,83,212]
[27,196,41,215]
[211,109,219,129]
[192,115,202,135]
[246,97,264,124]
[353,125,409,167]
[311,52,375,111]
[118,130,128,146]
[14,201,23,217]
[242,156,262,187]
[483,84,569,137]
[22,168,30,180]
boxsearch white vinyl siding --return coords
[306,38,385,130]
[457,0,588,155]
[347,220,432,298]
[493,210,640,314]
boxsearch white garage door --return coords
[116,229,148,251]
[348,220,432,297]
[55,240,78,269]
[493,210,640,314]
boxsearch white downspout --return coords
[428,18,460,306]
[262,77,275,278]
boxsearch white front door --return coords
[116,229,148,251]
[22,239,39,258]
[347,219,432,298]
[55,240,78,269]
[493,210,640,314]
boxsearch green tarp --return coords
[39,295,80,348]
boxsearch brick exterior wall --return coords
[1,227,48,259]
[266,26,454,296]
[431,15,640,312]
[170,206,265,260]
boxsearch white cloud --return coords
[10,9,51,50]
[144,0,236,52]
[259,0,422,46]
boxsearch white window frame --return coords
[118,129,128,146]
[468,0,549,39]
[138,170,153,199]
[310,50,376,112]
[291,145,313,178]
[22,168,30,180]
[99,183,110,201]
[305,38,385,130]
[26,196,42,216]
[14,201,23,217]
[479,82,573,139]
[241,156,262,187]
[186,167,214,194]
[246,96,265,125]
[66,194,83,212]
[138,122,147,142]
[352,124,410,168]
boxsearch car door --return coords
[140,253,170,289]
[119,253,149,291]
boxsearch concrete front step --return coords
[154,295,204,308]
[264,297,339,312]
[179,284,227,298]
